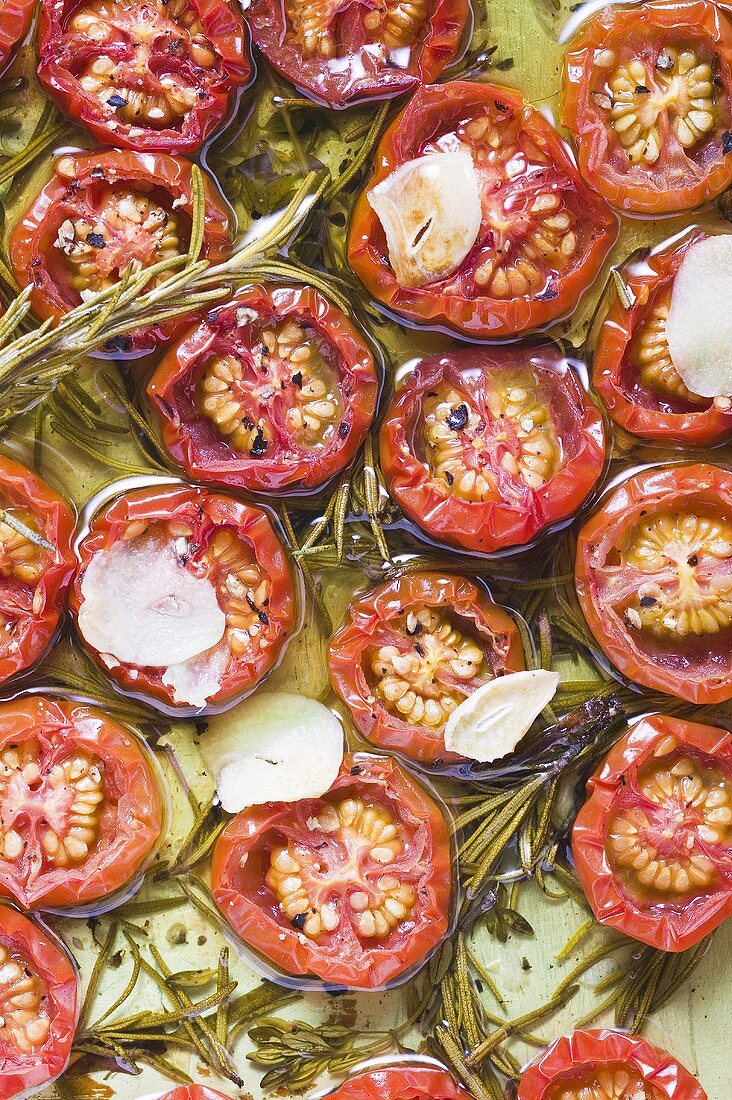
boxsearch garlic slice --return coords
[666,235,732,399]
[367,147,482,288]
[444,670,559,763]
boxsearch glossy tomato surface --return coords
[593,231,732,445]
[148,284,379,494]
[380,345,606,554]
[518,1028,707,1099]
[11,151,231,356]
[154,1090,232,1100]
[0,696,164,912]
[211,753,452,988]
[575,463,732,703]
[248,0,469,107]
[573,714,732,953]
[70,483,298,713]
[0,455,75,686]
[37,0,250,153]
[348,81,617,340]
[328,572,524,764]
[0,0,35,72]
[563,0,732,215]
[326,1067,474,1100]
[0,905,78,1100]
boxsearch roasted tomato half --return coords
[0,0,35,72]
[0,905,77,1100]
[575,463,732,704]
[380,346,606,555]
[328,572,524,765]
[156,1090,233,1100]
[327,1067,473,1100]
[0,455,75,687]
[518,1028,707,1100]
[593,231,732,446]
[562,0,732,215]
[37,0,250,153]
[0,696,164,912]
[70,483,298,714]
[11,151,231,356]
[348,81,617,340]
[211,753,452,988]
[148,284,379,494]
[247,0,469,108]
[573,714,732,953]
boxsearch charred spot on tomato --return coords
[545,1065,665,1100]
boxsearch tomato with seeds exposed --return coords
[562,0,732,214]
[329,572,524,765]
[0,0,35,72]
[0,905,78,1100]
[211,753,452,988]
[573,714,732,953]
[348,81,617,339]
[575,463,732,704]
[248,0,469,108]
[518,1027,707,1099]
[11,151,232,356]
[37,0,250,153]
[379,346,606,555]
[147,284,379,494]
[327,1067,474,1100]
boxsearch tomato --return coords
[348,81,617,340]
[518,1028,707,1100]
[573,713,732,954]
[575,463,732,704]
[593,231,732,445]
[37,0,250,153]
[211,753,452,988]
[147,283,379,494]
[562,0,732,215]
[328,572,524,765]
[69,483,298,713]
[0,905,78,1100]
[326,1067,473,1100]
[0,455,75,687]
[0,0,35,72]
[155,1090,232,1100]
[379,345,606,555]
[247,0,469,108]
[11,151,231,356]
[0,696,164,912]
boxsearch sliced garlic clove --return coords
[666,235,732,398]
[444,669,559,763]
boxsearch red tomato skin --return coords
[155,1090,234,1100]
[563,0,732,215]
[37,0,251,153]
[147,283,379,494]
[0,905,78,1100]
[0,0,35,72]
[0,455,75,686]
[379,346,606,554]
[348,81,617,340]
[572,713,732,954]
[211,753,453,989]
[328,572,525,764]
[10,151,232,355]
[593,231,732,445]
[325,1066,475,1100]
[248,0,469,108]
[0,696,164,912]
[69,483,298,712]
[575,463,732,703]
[517,1028,707,1099]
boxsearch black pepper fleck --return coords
[447,403,469,431]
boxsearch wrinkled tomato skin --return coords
[37,0,251,153]
[0,0,35,72]
[0,905,78,1100]
[155,1089,234,1100]
[211,753,452,989]
[575,463,732,703]
[562,0,732,215]
[325,1066,474,1100]
[0,455,75,687]
[328,572,525,765]
[147,283,379,494]
[69,483,298,711]
[379,346,606,555]
[517,1028,707,1100]
[0,696,164,912]
[10,151,232,356]
[573,714,732,953]
[348,81,617,340]
[593,232,732,445]
[248,0,469,108]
